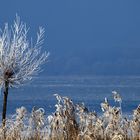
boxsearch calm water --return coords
[0,76,140,116]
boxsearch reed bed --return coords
[0,92,140,140]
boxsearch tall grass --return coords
[0,92,140,140]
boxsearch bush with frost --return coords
[0,91,140,140]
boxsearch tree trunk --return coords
[2,81,9,127]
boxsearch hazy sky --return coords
[0,0,140,75]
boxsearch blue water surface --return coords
[0,76,139,117]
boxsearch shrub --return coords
[0,91,140,140]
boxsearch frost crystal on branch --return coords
[0,15,49,88]
[112,91,122,103]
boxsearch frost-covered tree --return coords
[0,16,49,126]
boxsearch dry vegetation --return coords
[0,91,140,140]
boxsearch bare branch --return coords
[0,15,49,88]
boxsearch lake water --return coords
[0,76,140,117]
